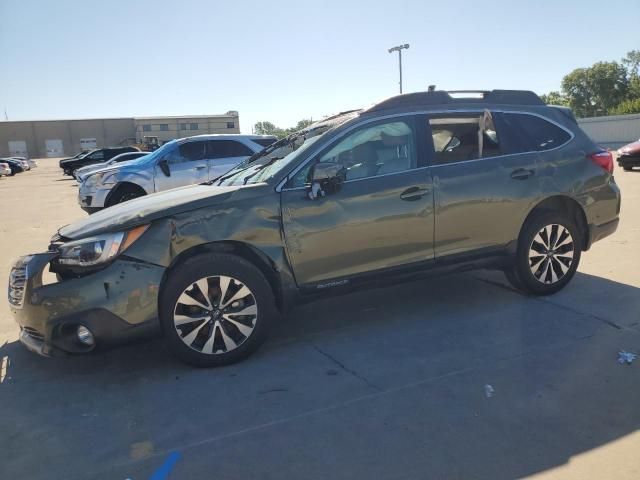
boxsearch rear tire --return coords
[159,253,277,367]
[505,212,582,295]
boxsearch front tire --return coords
[505,212,582,295]
[159,253,277,367]
[106,185,144,206]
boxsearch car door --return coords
[280,116,435,286]
[206,140,255,180]
[153,140,208,191]
[426,110,542,259]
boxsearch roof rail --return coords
[366,89,545,113]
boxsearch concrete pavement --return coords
[1,160,639,479]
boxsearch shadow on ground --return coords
[1,271,639,480]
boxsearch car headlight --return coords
[83,170,117,189]
[56,225,149,267]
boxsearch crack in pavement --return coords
[469,274,624,330]
[309,342,383,392]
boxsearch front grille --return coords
[22,327,44,342]
[8,261,28,309]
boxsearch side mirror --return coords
[307,162,345,200]
[158,159,170,177]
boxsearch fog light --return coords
[77,325,95,346]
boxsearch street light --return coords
[388,43,410,94]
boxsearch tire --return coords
[159,253,277,367]
[506,212,582,296]
[106,185,144,206]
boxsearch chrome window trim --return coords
[276,109,574,192]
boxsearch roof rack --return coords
[366,89,544,113]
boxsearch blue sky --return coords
[0,0,637,133]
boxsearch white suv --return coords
[78,134,276,213]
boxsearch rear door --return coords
[426,111,543,259]
[206,140,256,180]
[153,140,208,191]
[281,116,435,286]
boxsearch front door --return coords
[154,141,209,191]
[281,117,435,286]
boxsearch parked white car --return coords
[0,162,11,176]
[75,151,149,182]
[78,134,277,213]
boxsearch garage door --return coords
[45,139,64,157]
[8,140,28,157]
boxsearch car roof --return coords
[363,89,545,116]
[177,134,277,143]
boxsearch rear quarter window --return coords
[499,113,572,154]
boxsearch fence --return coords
[577,113,640,149]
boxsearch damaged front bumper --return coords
[8,253,165,356]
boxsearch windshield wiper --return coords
[242,157,284,185]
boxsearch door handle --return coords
[195,165,207,170]
[510,168,535,180]
[400,186,430,201]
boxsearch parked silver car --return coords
[78,134,277,213]
[75,151,149,182]
[0,161,11,176]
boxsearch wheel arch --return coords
[519,195,589,251]
[159,240,285,313]
[105,181,147,206]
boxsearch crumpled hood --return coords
[59,183,249,239]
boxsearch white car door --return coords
[205,140,256,181]
[153,141,208,192]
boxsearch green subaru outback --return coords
[8,90,620,366]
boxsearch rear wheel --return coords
[159,253,277,367]
[504,212,581,295]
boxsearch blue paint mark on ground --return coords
[150,452,181,480]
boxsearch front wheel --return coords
[159,253,277,367]
[106,186,144,206]
[504,212,582,295]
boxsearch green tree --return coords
[540,91,568,106]
[254,118,314,139]
[254,121,282,137]
[560,62,629,117]
[609,97,640,115]
[622,50,640,100]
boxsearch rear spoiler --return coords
[548,105,577,124]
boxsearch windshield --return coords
[217,111,361,186]
[140,140,174,164]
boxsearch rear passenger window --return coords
[428,111,500,165]
[500,113,571,152]
[206,140,254,159]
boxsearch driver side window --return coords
[164,141,206,164]
[289,119,416,188]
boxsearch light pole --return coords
[388,44,409,94]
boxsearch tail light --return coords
[589,150,614,174]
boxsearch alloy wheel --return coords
[173,275,258,354]
[528,224,574,284]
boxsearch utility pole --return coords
[388,44,410,94]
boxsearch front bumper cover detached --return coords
[8,252,165,356]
